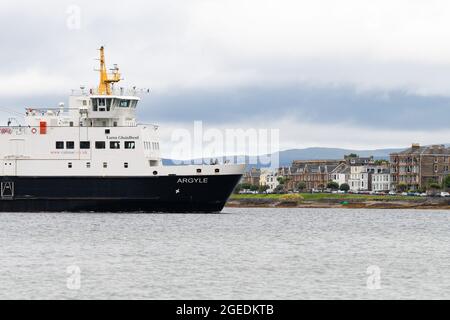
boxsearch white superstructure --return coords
[0,47,244,178]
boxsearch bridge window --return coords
[110,141,120,149]
[80,141,90,149]
[92,99,98,111]
[119,100,130,108]
[95,141,106,149]
[56,141,64,149]
[125,141,135,149]
[66,141,75,149]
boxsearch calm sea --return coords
[0,208,449,299]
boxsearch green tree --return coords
[397,182,408,192]
[296,182,306,192]
[240,183,252,190]
[258,185,270,193]
[339,183,350,192]
[274,185,285,194]
[327,181,339,190]
[443,175,450,190]
[346,153,358,158]
[374,159,389,165]
[249,184,259,192]
[428,183,441,191]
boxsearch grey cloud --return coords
[137,85,450,130]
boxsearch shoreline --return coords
[226,194,450,209]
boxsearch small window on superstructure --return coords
[69,122,74,127]
[113,121,118,127]
[103,162,107,168]
[110,141,120,149]
[95,141,106,149]
[124,162,128,168]
[105,129,110,134]
[68,162,72,168]
[66,141,75,149]
[86,162,90,168]
[80,141,90,149]
[125,141,135,149]
[82,100,87,106]
[56,141,64,149]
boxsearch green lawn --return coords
[230,193,422,201]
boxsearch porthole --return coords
[153,171,158,176]
[196,168,202,173]
[215,168,220,173]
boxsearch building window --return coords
[103,162,107,168]
[125,141,135,149]
[110,141,120,149]
[66,141,75,149]
[86,162,90,168]
[68,162,72,168]
[95,141,106,149]
[124,162,128,168]
[80,141,90,149]
[56,141,64,149]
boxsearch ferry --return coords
[0,47,245,212]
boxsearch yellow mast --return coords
[97,46,121,95]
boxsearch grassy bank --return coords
[226,192,449,209]
[230,193,421,201]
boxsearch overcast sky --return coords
[1,0,450,155]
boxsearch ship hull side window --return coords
[80,141,90,149]
[95,141,106,149]
[56,141,64,149]
[110,141,120,149]
[66,141,75,149]
[125,141,135,149]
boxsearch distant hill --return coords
[162,146,405,168]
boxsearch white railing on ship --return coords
[70,87,147,96]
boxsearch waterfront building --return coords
[287,160,343,191]
[390,143,450,191]
[259,169,279,192]
[371,168,391,192]
[330,163,351,187]
[241,167,261,186]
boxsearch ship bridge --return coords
[24,46,144,128]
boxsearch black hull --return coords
[0,175,242,213]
